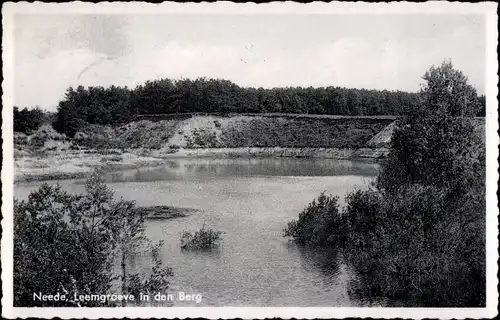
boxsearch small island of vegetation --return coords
[180,226,224,250]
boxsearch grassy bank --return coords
[73,114,396,150]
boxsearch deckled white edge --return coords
[1,1,498,319]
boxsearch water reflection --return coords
[297,246,341,277]
[286,242,342,287]
[180,246,223,259]
[105,158,380,183]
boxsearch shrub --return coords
[180,226,223,249]
[342,189,384,249]
[14,169,173,306]
[125,240,174,301]
[343,184,485,307]
[283,192,345,246]
[14,186,111,307]
[184,128,219,148]
[167,144,181,153]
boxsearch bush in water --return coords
[285,168,485,307]
[283,192,345,246]
[180,225,224,249]
[283,60,485,307]
[342,184,485,307]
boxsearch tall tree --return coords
[420,59,481,117]
[378,59,484,194]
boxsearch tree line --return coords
[52,79,424,137]
[15,75,485,137]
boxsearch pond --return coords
[15,158,380,307]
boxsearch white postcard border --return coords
[2,2,498,319]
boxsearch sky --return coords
[13,13,486,111]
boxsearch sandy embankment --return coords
[149,146,390,159]
[14,151,166,182]
[14,115,397,182]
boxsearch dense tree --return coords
[54,85,132,136]
[477,94,486,116]
[51,78,427,136]
[14,106,53,133]
[359,60,485,306]
[420,59,481,117]
[378,60,484,194]
[284,60,486,307]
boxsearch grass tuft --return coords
[180,225,224,249]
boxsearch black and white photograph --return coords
[2,2,498,319]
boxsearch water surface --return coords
[15,158,379,306]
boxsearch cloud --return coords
[13,15,486,110]
[15,49,106,109]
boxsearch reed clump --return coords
[180,225,224,249]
